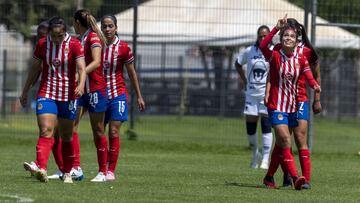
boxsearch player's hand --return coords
[276,14,287,29]
[137,97,145,112]
[264,95,269,107]
[19,93,28,108]
[312,100,322,114]
[314,85,321,93]
[74,86,84,97]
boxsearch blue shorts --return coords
[36,97,78,120]
[268,110,298,128]
[297,101,310,121]
[105,94,128,123]
[78,90,108,113]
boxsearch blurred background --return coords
[0,0,359,146]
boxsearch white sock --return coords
[248,133,258,158]
[262,132,273,162]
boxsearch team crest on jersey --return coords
[277,114,284,121]
[52,58,61,67]
[37,103,43,110]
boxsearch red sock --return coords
[52,136,63,172]
[108,136,120,173]
[72,132,81,168]
[95,136,108,173]
[266,145,282,176]
[61,141,74,173]
[299,149,311,182]
[36,137,54,170]
[282,147,298,178]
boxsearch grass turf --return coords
[0,115,360,202]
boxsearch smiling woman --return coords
[258,15,321,190]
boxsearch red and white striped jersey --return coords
[260,27,318,113]
[102,36,134,99]
[274,42,318,102]
[34,33,84,101]
[80,29,107,95]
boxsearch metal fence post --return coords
[2,50,7,119]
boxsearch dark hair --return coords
[101,14,117,27]
[48,16,67,32]
[74,9,106,44]
[286,18,319,63]
[37,20,49,38]
[255,25,270,47]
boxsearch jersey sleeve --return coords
[72,39,85,60]
[123,43,134,64]
[237,47,249,66]
[89,32,102,49]
[33,38,45,60]
[301,57,318,88]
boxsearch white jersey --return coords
[237,45,270,98]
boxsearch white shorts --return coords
[243,96,268,116]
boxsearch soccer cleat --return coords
[63,173,73,184]
[259,159,269,170]
[282,173,292,187]
[23,161,39,176]
[48,170,63,180]
[294,176,306,190]
[302,182,311,189]
[35,169,48,183]
[70,167,84,181]
[249,151,262,169]
[263,176,278,189]
[90,172,106,182]
[106,171,115,181]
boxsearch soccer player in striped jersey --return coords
[73,9,109,182]
[20,16,87,183]
[101,15,145,181]
[235,25,273,170]
[269,18,321,189]
[259,15,321,190]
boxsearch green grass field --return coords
[0,115,360,202]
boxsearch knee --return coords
[246,122,257,135]
[39,126,53,138]
[109,127,119,138]
[261,117,272,134]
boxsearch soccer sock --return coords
[266,145,282,176]
[52,136,63,172]
[248,133,258,158]
[299,149,311,182]
[95,136,108,173]
[61,141,74,173]
[36,136,54,170]
[107,136,121,173]
[262,132,273,162]
[72,132,81,168]
[282,147,298,178]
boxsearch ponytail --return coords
[86,14,107,45]
[298,23,319,64]
[74,9,107,45]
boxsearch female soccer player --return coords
[100,14,145,180]
[259,15,321,190]
[235,25,273,169]
[268,18,321,189]
[20,16,87,183]
[72,9,109,182]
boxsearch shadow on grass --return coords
[224,181,277,190]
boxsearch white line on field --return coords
[0,194,34,202]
